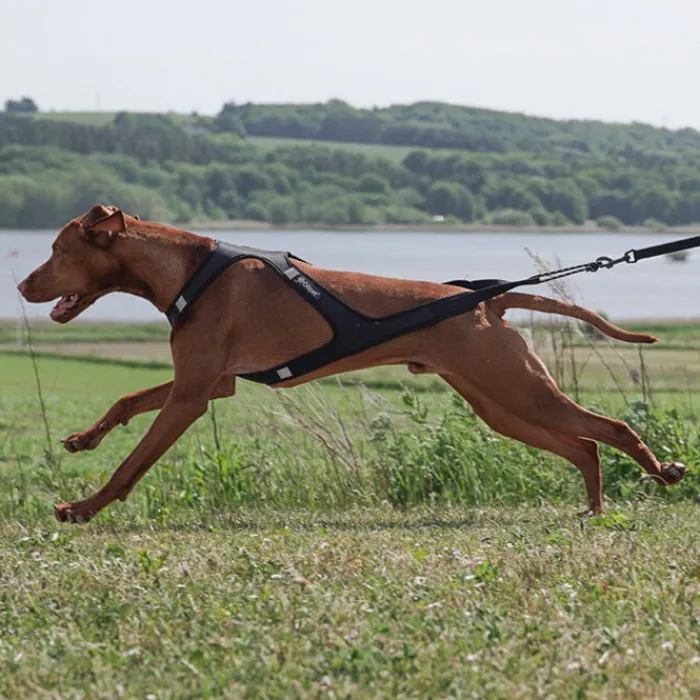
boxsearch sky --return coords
[2,0,699,128]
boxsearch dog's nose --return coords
[17,278,29,297]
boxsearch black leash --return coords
[501,233,700,290]
[623,234,700,262]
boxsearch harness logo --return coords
[294,275,322,300]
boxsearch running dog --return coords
[17,205,687,522]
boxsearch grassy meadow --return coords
[1,319,700,697]
[246,135,419,163]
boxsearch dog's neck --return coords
[113,224,215,312]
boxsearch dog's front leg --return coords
[55,387,211,523]
[62,381,175,453]
[62,373,238,453]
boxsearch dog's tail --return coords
[490,292,659,344]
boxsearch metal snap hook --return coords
[593,256,614,269]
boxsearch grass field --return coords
[6,317,700,392]
[36,111,196,128]
[37,111,121,126]
[1,321,700,696]
[247,135,419,162]
[1,504,698,698]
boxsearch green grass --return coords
[0,505,698,698]
[0,504,700,698]
[0,320,170,346]
[2,335,700,696]
[6,318,700,396]
[35,111,119,126]
[2,346,700,517]
[35,111,198,128]
[247,135,421,162]
[624,320,700,345]
[3,344,699,511]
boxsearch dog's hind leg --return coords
[438,321,686,495]
[62,374,237,453]
[441,375,605,513]
[475,370,681,487]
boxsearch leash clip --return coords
[592,256,614,270]
[593,251,637,271]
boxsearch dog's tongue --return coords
[50,294,80,321]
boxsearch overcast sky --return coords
[2,0,698,127]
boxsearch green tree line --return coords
[2,106,700,228]
[217,99,700,157]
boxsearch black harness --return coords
[165,235,700,386]
[165,242,517,385]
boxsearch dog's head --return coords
[17,204,134,323]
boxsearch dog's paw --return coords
[659,462,687,486]
[62,429,102,453]
[577,506,604,518]
[55,501,96,524]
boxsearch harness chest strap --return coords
[165,241,519,385]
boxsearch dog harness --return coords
[164,241,528,385]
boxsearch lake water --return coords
[1,229,697,322]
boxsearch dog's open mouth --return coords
[50,293,92,323]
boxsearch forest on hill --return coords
[2,100,700,229]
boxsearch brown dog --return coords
[17,205,687,522]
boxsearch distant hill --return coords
[1,101,700,230]
[215,99,700,157]
[38,99,700,158]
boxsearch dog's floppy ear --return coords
[79,204,127,249]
